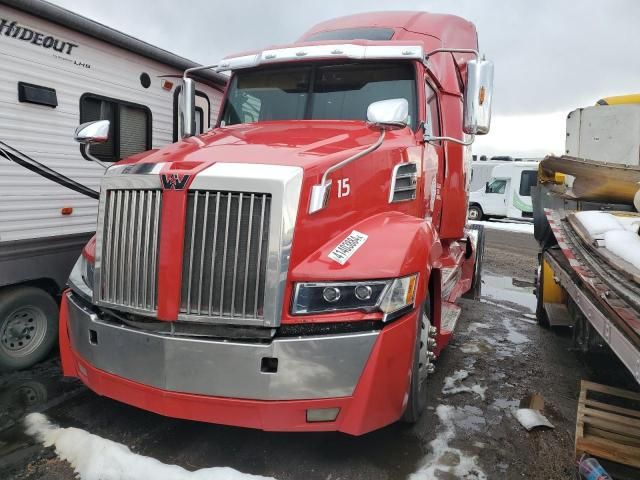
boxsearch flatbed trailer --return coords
[537,206,640,384]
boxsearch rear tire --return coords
[402,299,432,424]
[468,205,483,221]
[0,286,58,371]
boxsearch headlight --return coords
[81,254,95,291]
[292,274,417,320]
[68,254,94,300]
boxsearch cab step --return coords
[435,302,462,355]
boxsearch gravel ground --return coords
[0,229,636,479]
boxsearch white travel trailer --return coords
[468,161,540,221]
[0,0,227,369]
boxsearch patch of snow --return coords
[24,413,275,480]
[469,220,534,234]
[467,322,491,332]
[574,210,625,236]
[501,318,529,344]
[604,230,640,270]
[409,405,486,480]
[442,370,487,400]
[460,343,480,354]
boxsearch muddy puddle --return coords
[481,271,537,313]
[0,369,82,465]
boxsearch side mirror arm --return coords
[423,132,475,146]
[81,145,109,169]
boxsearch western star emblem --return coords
[160,173,190,190]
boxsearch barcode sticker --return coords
[328,230,368,265]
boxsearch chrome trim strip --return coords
[219,44,424,71]
[389,162,417,203]
[188,163,303,327]
[67,292,378,400]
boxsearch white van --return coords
[0,0,226,369]
[468,161,539,221]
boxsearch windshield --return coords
[221,62,417,129]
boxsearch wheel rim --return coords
[417,311,431,386]
[0,306,47,358]
[468,208,479,220]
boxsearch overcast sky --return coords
[50,0,640,157]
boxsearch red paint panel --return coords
[155,190,187,320]
[58,291,77,378]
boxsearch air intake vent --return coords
[389,163,417,202]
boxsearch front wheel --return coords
[0,286,59,371]
[468,205,483,221]
[402,299,433,423]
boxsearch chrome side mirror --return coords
[73,120,110,169]
[463,58,494,135]
[74,120,110,144]
[367,98,409,130]
[181,77,196,138]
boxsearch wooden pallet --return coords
[575,380,640,469]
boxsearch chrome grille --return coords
[99,189,161,312]
[180,191,271,320]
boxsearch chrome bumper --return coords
[66,292,379,400]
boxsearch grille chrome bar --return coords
[98,189,161,313]
[180,190,271,322]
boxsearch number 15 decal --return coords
[337,178,350,198]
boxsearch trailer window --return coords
[519,170,537,197]
[221,62,417,129]
[80,94,151,162]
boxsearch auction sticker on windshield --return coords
[328,230,368,265]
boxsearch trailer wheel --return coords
[468,205,483,221]
[402,298,432,424]
[0,286,58,371]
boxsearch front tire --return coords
[0,286,58,371]
[468,205,483,221]
[402,299,432,423]
[535,255,550,328]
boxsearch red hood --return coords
[119,120,415,176]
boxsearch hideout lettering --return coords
[0,17,78,55]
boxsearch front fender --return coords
[290,212,442,287]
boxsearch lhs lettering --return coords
[0,17,78,55]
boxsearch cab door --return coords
[483,178,508,216]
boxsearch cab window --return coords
[487,179,506,194]
[424,81,441,137]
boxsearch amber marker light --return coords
[61,207,73,215]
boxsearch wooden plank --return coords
[584,407,640,431]
[585,426,640,448]
[582,416,640,440]
[577,436,640,469]
[582,380,640,402]
[586,399,640,420]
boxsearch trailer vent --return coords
[99,189,162,313]
[180,191,271,322]
[390,163,417,202]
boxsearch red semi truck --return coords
[59,11,494,435]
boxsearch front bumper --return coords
[59,291,417,435]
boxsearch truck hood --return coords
[119,120,415,176]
